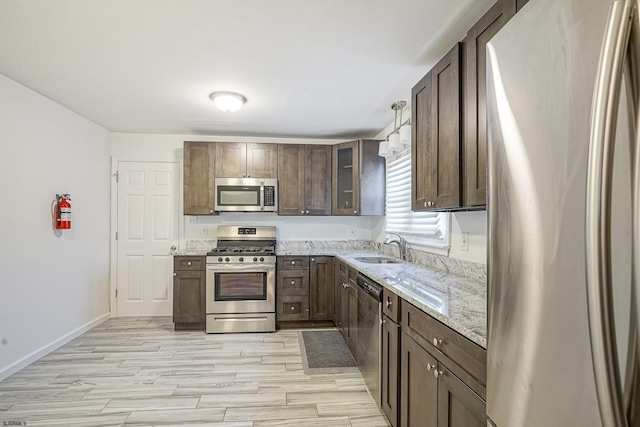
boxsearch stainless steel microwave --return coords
[214,177,278,212]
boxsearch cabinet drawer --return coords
[277,270,309,295]
[382,288,400,323]
[173,256,206,271]
[277,256,309,270]
[277,296,309,321]
[402,301,487,393]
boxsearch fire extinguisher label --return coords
[60,207,71,221]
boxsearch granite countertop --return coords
[175,243,487,348]
[280,248,487,349]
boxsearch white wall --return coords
[111,132,378,244]
[0,74,111,379]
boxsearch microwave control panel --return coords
[264,187,275,206]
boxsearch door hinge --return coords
[115,232,118,240]
[115,289,118,298]
[114,171,119,182]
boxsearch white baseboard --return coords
[0,312,111,381]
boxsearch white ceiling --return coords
[0,0,495,139]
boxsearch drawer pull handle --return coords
[432,338,442,347]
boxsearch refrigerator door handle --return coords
[586,1,633,426]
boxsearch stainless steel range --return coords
[205,225,276,333]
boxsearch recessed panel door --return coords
[117,161,179,316]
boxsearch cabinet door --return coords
[412,72,432,211]
[345,274,358,355]
[215,142,247,177]
[310,256,334,321]
[334,260,343,326]
[428,43,462,210]
[247,143,278,178]
[463,0,515,207]
[332,140,360,215]
[278,144,305,215]
[276,295,310,321]
[173,270,206,324]
[401,333,438,427]
[382,315,400,427]
[183,142,215,215]
[437,365,486,427]
[305,145,332,215]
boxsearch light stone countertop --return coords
[175,241,487,348]
[279,248,487,349]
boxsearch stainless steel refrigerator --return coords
[487,0,640,425]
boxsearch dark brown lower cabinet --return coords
[401,333,438,427]
[382,313,401,426]
[400,331,486,427]
[173,256,206,330]
[310,256,334,321]
[437,364,486,427]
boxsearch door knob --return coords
[170,245,177,254]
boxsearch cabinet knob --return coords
[173,272,177,277]
[291,281,296,285]
[301,210,305,214]
[247,174,251,177]
[427,201,434,207]
[426,363,433,372]
[385,299,393,308]
[424,201,427,208]
[432,338,442,347]
[187,261,192,266]
[306,210,309,214]
[210,209,214,214]
[311,258,315,262]
[433,369,443,379]
[290,306,295,311]
[291,261,296,265]
[354,210,358,214]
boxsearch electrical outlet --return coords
[461,232,469,251]
[201,225,208,235]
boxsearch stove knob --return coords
[217,257,223,262]
[260,257,264,262]
[239,257,244,262]
[253,257,258,262]
[225,257,230,262]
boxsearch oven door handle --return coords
[207,263,275,273]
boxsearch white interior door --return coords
[116,161,179,316]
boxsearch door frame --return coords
[109,156,184,318]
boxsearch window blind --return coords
[385,148,450,249]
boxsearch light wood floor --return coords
[0,317,390,427]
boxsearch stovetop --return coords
[207,245,275,256]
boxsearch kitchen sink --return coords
[353,256,401,264]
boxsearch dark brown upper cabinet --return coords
[278,144,332,215]
[463,0,516,208]
[215,142,277,178]
[183,141,216,215]
[332,139,385,216]
[412,43,462,211]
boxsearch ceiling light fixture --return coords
[209,91,247,112]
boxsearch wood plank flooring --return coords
[0,317,390,426]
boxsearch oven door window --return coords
[214,272,267,301]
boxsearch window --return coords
[385,147,450,252]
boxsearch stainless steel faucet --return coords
[383,232,408,261]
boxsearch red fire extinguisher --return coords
[54,194,72,229]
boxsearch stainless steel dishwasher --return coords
[356,273,383,405]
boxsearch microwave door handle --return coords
[586,1,632,426]
[260,181,265,211]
